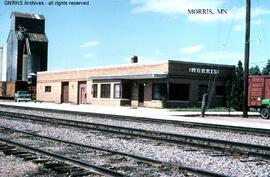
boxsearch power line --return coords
[205,2,240,108]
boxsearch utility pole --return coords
[243,0,251,118]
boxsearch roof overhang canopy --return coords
[89,73,168,81]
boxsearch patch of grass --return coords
[173,107,236,112]
[30,100,44,103]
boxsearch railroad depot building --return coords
[36,60,234,108]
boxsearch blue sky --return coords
[1,0,270,71]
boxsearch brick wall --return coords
[69,81,78,104]
[37,62,168,104]
[37,82,61,103]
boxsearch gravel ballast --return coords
[0,122,194,177]
[0,152,64,177]
[0,106,269,147]
[0,117,269,177]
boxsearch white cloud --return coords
[80,41,101,48]
[83,53,95,59]
[130,0,270,23]
[252,7,270,17]
[199,50,243,63]
[179,44,204,54]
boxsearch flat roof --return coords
[38,60,235,75]
[38,60,168,74]
[11,12,45,20]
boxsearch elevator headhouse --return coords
[6,12,48,82]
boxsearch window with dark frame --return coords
[122,83,131,99]
[152,84,167,100]
[114,84,121,98]
[198,85,208,101]
[45,86,51,93]
[92,84,98,98]
[169,84,189,101]
[216,86,225,96]
[101,84,111,98]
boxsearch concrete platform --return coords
[0,101,269,130]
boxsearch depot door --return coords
[78,81,87,104]
[138,84,144,107]
[61,82,69,103]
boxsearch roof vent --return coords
[131,56,138,63]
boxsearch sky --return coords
[0,0,270,71]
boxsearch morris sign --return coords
[189,68,219,74]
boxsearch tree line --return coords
[249,59,270,75]
[226,59,270,111]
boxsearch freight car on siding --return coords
[248,75,270,119]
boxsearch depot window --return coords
[101,84,111,98]
[169,84,189,101]
[152,84,167,100]
[45,86,51,93]
[216,86,225,96]
[114,84,121,99]
[92,84,98,98]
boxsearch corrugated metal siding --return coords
[6,30,18,81]
[28,33,48,42]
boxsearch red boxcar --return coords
[248,76,270,108]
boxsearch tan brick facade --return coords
[37,61,234,108]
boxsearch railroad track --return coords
[0,103,269,136]
[0,110,270,161]
[0,125,228,177]
[0,142,110,177]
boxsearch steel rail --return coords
[1,111,270,160]
[0,137,126,177]
[0,104,269,136]
[0,125,229,177]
